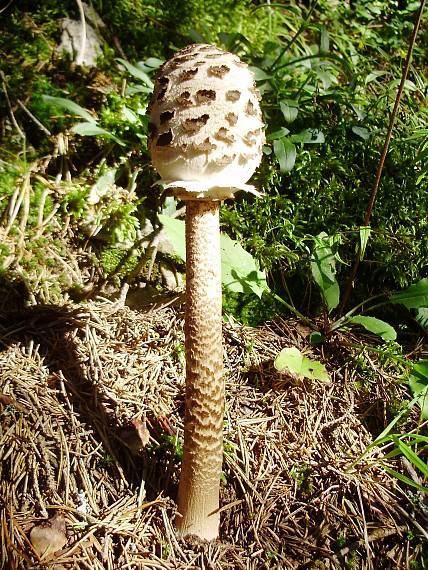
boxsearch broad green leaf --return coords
[274,346,330,382]
[122,106,138,123]
[389,79,418,92]
[143,57,164,69]
[266,127,290,140]
[188,28,209,44]
[279,99,298,123]
[273,138,296,172]
[158,215,268,298]
[364,70,387,84]
[158,214,186,261]
[390,278,428,308]
[249,66,271,81]
[348,315,397,341]
[416,308,428,331]
[160,196,178,218]
[309,331,324,346]
[320,26,329,53]
[310,232,340,312]
[315,69,336,90]
[221,233,268,298]
[352,126,371,141]
[408,360,428,419]
[42,95,96,123]
[290,128,325,144]
[88,168,118,204]
[125,85,153,95]
[359,225,371,260]
[116,58,154,89]
[71,123,125,145]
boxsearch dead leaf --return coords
[119,419,150,454]
[30,513,67,560]
[0,393,27,413]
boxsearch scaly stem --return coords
[176,200,224,540]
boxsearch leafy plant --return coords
[312,238,428,342]
[158,214,268,298]
[408,360,428,419]
[274,346,330,382]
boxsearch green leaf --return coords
[408,360,428,419]
[416,308,428,331]
[364,70,387,84]
[352,126,371,141]
[290,128,325,144]
[158,215,268,298]
[42,95,96,123]
[310,232,340,312]
[279,99,298,123]
[273,138,296,172]
[158,214,186,261]
[348,315,397,341]
[122,106,138,123]
[274,346,330,382]
[71,123,125,145]
[309,331,324,346]
[390,278,428,309]
[389,79,418,92]
[320,25,329,53]
[382,466,428,495]
[395,438,428,478]
[358,225,371,260]
[249,66,271,81]
[116,58,154,89]
[125,85,153,95]
[266,127,290,140]
[143,57,164,69]
[220,233,268,298]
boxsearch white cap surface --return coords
[148,44,264,199]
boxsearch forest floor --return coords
[1,276,427,569]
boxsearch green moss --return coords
[91,0,270,59]
[100,246,140,277]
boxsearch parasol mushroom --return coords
[148,43,264,540]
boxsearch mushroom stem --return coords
[176,199,224,540]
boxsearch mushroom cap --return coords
[148,44,264,199]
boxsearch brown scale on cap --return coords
[157,87,168,102]
[214,128,235,145]
[245,100,257,116]
[225,112,238,126]
[208,65,230,78]
[239,152,255,165]
[183,114,210,135]
[160,110,175,125]
[250,86,261,101]
[226,90,241,102]
[156,130,173,146]
[174,55,197,65]
[178,68,199,82]
[176,91,193,108]
[195,90,216,104]
[191,137,217,153]
[199,45,220,52]
[215,154,236,166]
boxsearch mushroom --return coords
[148,44,264,540]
